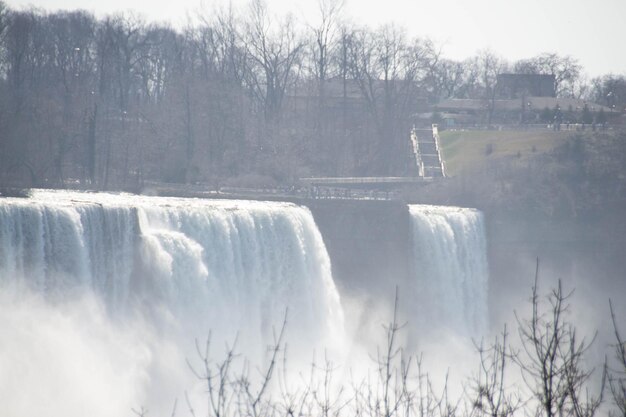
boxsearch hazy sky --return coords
[6,0,626,77]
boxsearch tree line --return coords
[0,0,625,190]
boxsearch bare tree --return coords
[1,9,47,185]
[513,260,604,417]
[514,53,582,97]
[424,58,464,101]
[300,0,345,174]
[187,332,239,417]
[308,0,344,91]
[590,74,626,113]
[244,0,304,126]
[0,1,8,63]
[376,289,410,417]
[468,325,522,417]
[608,300,626,417]
[345,25,427,174]
[471,50,508,126]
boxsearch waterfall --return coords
[0,191,493,414]
[0,190,344,356]
[408,204,489,336]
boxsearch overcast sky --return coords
[6,0,626,77]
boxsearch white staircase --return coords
[410,124,446,178]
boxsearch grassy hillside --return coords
[439,129,572,176]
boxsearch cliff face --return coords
[408,131,626,322]
[303,199,413,297]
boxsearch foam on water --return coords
[408,204,489,336]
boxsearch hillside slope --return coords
[439,129,572,176]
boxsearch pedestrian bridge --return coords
[299,176,432,189]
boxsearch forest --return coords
[0,0,625,190]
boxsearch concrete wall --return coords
[298,199,413,298]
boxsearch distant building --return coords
[496,73,556,99]
[431,97,616,128]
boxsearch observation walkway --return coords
[300,176,431,188]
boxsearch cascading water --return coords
[0,190,345,415]
[408,204,489,337]
[0,192,492,414]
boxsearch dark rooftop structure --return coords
[496,73,556,99]
[434,97,614,113]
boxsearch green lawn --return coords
[439,129,572,176]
